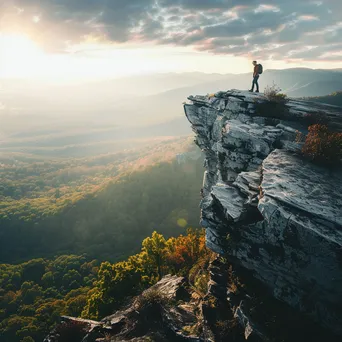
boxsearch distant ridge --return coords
[2,68,342,137]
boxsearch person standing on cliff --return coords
[249,61,263,93]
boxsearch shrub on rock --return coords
[302,124,342,166]
[135,288,167,312]
[255,83,289,120]
[264,83,288,104]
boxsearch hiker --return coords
[249,61,263,93]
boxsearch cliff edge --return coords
[184,89,342,337]
[44,90,342,342]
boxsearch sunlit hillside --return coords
[0,137,204,263]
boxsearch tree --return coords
[41,272,54,288]
[22,259,46,283]
[141,232,167,279]
[62,270,82,289]
[66,295,88,317]
[35,300,66,331]
[21,337,35,342]
[0,255,98,342]
[20,282,43,305]
[166,228,207,274]
[82,261,142,319]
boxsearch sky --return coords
[1,0,342,80]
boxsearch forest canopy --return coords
[0,229,212,342]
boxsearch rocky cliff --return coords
[44,90,342,342]
[184,90,342,338]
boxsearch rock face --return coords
[184,90,342,336]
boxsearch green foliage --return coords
[142,232,167,279]
[82,260,144,319]
[188,251,212,297]
[82,229,210,320]
[0,137,193,221]
[0,229,212,341]
[0,255,98,342]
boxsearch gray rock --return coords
[211,183,246,222]
[142,274,187,300]
[184,89,342,336]
[260,150,342,228]
[47,275,206,342]
[234,301,266,341]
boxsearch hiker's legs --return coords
[255,75,259,92]
[250,76,259,92]
[250,77,255,91]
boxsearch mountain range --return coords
[1,68,342,154]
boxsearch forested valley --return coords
[0,136,208,342]
[0,137,203,263]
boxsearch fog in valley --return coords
[1,68,342,158]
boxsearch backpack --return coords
[258,64,263,74]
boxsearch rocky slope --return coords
[184,90,342,338]
[44,275,211,342]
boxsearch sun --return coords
[0,33,46,77]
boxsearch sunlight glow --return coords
[1,33,342,82]
[0,33,46,77]
[0,36,251,81]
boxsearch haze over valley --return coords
[2,68,342,156]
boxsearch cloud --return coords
[1,0,342,62]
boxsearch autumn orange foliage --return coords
[302,125,342,166]
[166,229,208,271]
[82,229,212,319]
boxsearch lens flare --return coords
[177,218,188,228]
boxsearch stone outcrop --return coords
[184,90,342,337]
[45,275,207,342]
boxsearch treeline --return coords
[304,91,342,106]
[0,158,204,263]
[0,229,212,342]
[0,255,98,342]
[83,229,211,320]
